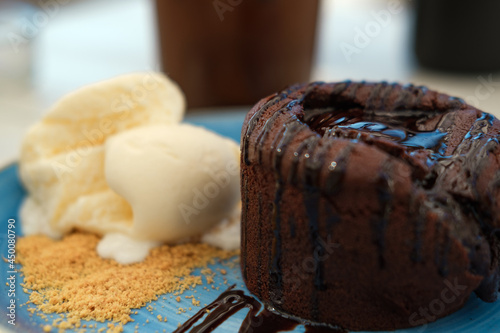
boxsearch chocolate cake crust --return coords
[240,81,500,330]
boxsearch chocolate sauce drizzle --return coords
[372,159,394,269]
[174,285,345,333]
[257,194,263,296]
[241,174,248,282]
[268,102,312,306]
[410,194,426,263]
[240,80,500,325]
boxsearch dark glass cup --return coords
[415,0,500,72]
[156,0,319,108]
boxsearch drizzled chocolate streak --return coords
[174,285,345,333]
[240,81,500,330]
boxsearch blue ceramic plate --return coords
[1,111,499,332]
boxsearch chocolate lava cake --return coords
[240,81,500,331]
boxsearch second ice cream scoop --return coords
[105,124,240,242]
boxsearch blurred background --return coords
[0,0,499,165]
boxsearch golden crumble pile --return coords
[17,232,237,332]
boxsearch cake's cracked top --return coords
[241,81,500,307]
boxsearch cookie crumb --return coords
[18,232,237,331]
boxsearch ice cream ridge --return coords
[19,72,241,264]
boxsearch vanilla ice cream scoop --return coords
[105,124,240,242]
[19,72,241,264]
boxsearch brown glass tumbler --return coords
[155,0,319,108]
